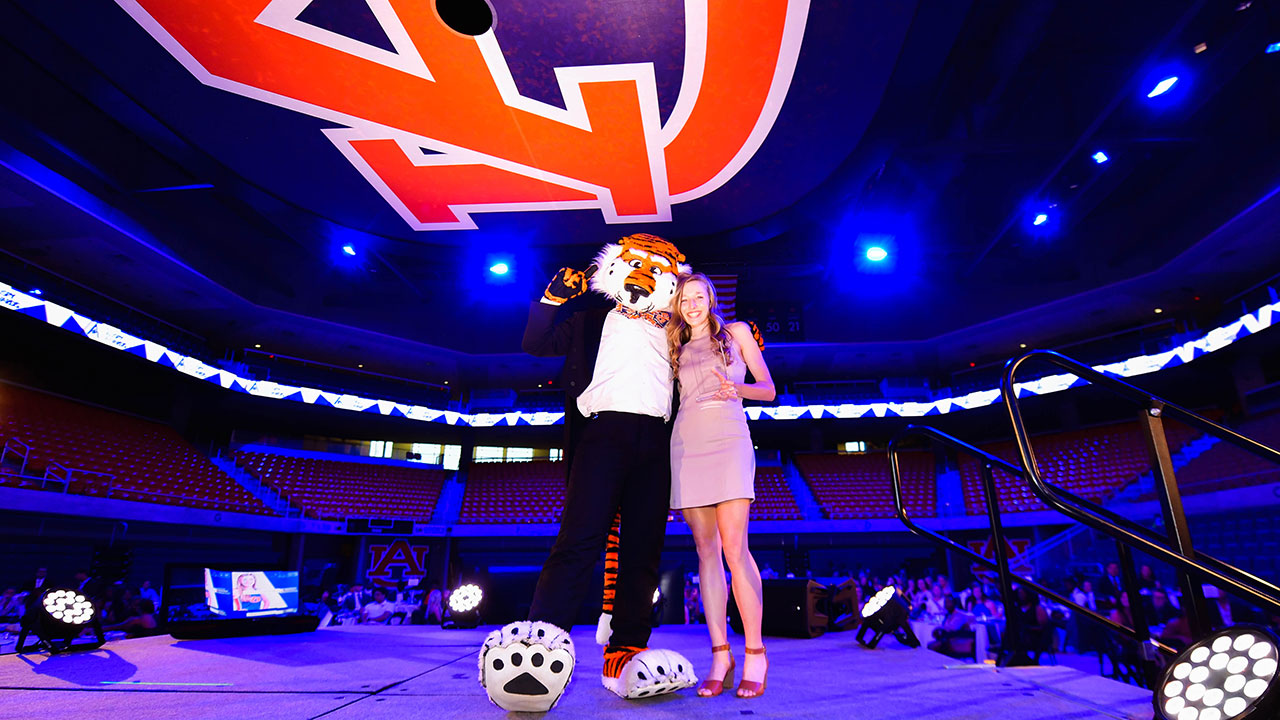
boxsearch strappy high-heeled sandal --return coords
[696,644,735,697]
[736,646,767,698]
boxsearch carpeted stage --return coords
[0,625,1154,719]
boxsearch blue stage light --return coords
[1147,76,1179,98]
[29,288,42,296]
[1033,213,1049,226]
[865,246,888,262]
[1092,151,1110,164]
[1267,42,1280,54]
[489,262,510,276]
[341,244,356,256]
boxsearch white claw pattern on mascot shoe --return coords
[479,621,575,712]
[595,612,613,646]
[601,648,698,700]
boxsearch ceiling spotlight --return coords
[489,262,510,275]
[1154,626,1279,720]
[1092,151,1110,164]
[865,246,889,262]
[17,589,104,654]
[1033,213,1049,226]
[856,586,920,649]
[1194,42,1208,54]
[444,583,483,629]
[1266,42,1280,55]
[342,244,357,256]
[1155,308,1164,314]
[357,364,364,368]
[254,344,261,348]
[1020,343,1028,349]
[1148,76,1179,98]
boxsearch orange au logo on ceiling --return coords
[117,0,810,230]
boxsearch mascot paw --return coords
[601,648,698,699]
[595,612,613,646]
[479,621,575,712]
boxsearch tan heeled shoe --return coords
[736,646,767,698]
[696,644,735,697]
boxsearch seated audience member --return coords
[1159,612,1195,651]
[927,596,976,659]
[138,580,161,609]
[0,588,24,621]
[965,583,1002,619]
[22,568,50,595]
[1149,589,1178,625]
[1137,565,1157,592]
[1006,586,1051,666]
[411,589,444,625]
[103,599,158,638]
[360,589,396,624]
[1070,580,1098,611]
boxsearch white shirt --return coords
[362,600,396,620]
[577,310,672,421]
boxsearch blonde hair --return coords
[666,273,734,375]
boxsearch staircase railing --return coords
[1002,350,1280,639]
[889,349,1280,670]
[888,425,1175,665]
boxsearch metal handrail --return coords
[1002,350,1280,638]
[888,425,1178,664]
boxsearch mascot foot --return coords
[595,612,613,646]
[479,621,575,712]
[601,647,698,699]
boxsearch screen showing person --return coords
[204,569,299,618]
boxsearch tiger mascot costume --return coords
[479,234,698,712]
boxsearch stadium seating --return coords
[1148,411,1280,497]
[959,422,1200,514]
[458,462,803,523]
[0,385,271,514]
[458,460,565,523]
[235,451,447,520]
[794,452,936,519]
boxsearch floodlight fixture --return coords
[443,583,483,629]
[16,589,105,654]
[855,586,920,649]
[1154,626,1279,720]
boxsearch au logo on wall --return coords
[117,0,809,230]
[366,539,430,589]
[967,536,1033,579]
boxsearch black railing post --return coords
[1137,403,1210,638]
[1115,540,1150,643]
[981,462,1019,666]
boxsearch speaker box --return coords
[729,579,828,638]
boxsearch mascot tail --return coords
[596,511,622,645]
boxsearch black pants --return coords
[528,412,670,649]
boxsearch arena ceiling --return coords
[0,0,1278,386]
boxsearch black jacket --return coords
[522,300,610,478]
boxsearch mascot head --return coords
[590,233,690,313]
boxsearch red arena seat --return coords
[0,385,272,515]
[234,450,448,521]
[794,452,936,519]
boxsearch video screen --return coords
[203,570,298,618]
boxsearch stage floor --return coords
[0,624,1154,719]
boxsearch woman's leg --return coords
[684,505,731,692]
[717,499,767,695]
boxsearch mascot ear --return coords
[677,262,692,276]
[589,244,624,294]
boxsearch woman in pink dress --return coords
[666,273,775,698]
